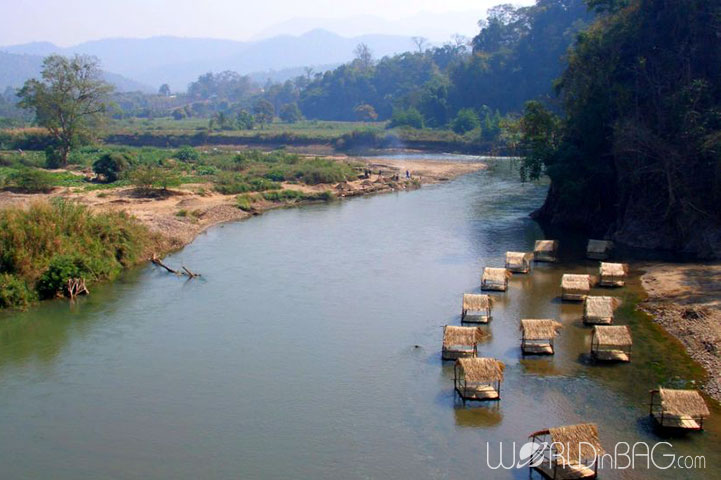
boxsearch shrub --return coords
[213,172,280,194]
[334,129,382,151]
[0,273,37,309]
[36,255,95,299]
[130,166,179,191]
[388,108,424,129]
[451,108,481,134]
[93,152,136,182]
[44,146,64,168]
[8,169,55,193]
[174,145,200,162]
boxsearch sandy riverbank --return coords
[0,156,486,250]
[640,263,721,401]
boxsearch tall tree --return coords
[17,55,113,166]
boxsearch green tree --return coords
[518,101,559,181]
[253,99,274,128]
[279,103,303,123]
[158,83,171,96]
[17,55,113,167]
[451,108,480,134]
[236,110,254,130]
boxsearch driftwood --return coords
[151,254,201,278]
[67,278,89,299]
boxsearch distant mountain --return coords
[253,11,488,43]
[0,51,153,93]
[1,30,415,92]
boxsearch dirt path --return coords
[640,263,721,401]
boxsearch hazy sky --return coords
[2,0,535,46]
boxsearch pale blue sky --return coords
[2,0,535,46]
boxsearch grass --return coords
[0,199,157,309]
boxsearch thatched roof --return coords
[482,267,511,283]
[534,423,605,464]
[658,388,710,417]
[463,293,492,311]
[534,240,558,252]
[600,262,628,277]
[443,325,487,347]
[457,357,505,382]
[562,274,591,291]
[587,239,613,253]
[585,296,619,318]
[593,325,632,346]
[506,251,533,265]
[520,319,562,340]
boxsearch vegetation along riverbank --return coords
[0,145,485,309]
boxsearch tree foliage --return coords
[523,0,721,256]
[17,55,114,166]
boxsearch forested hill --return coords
[298,0,592,122]
[522,0,721,258]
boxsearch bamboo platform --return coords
[442,347,476,361]
[533,462,597,480]
[461,313,491,324]
[522,343,554,355]
[652,413,702,430]
[456,384,500,401]
[592,349,630,362]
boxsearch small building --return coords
[505,251,533,273]
[529,423,604,479]
[561,274,592,301]
[461,293,492,323]
[583,296,620,325]
[442,325,488,361]
[599,262,627,287]
[534,240,559,262]
[481,267,511,291]
[586,239,614,260]
[591,325,632,362]
[649,388,710,431]
[453,357,504,401]
[520,319,562,355]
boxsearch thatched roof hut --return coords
[442,325,487,360]
[461,293,492,323]
[599,262,628,287]
[534,240,559,262]
[649,388,710,430]
[591,325,632,362]
[520,319,562,355]
[561,274,592,301]
[505,251,533,273]
[586,239,614,260]
[454,357,505,401]
[583,296,620,325]
[481,267,511,291]
[529,423,604,479]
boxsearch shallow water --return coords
[0,157,717,479]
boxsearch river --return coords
[0,156,718,479]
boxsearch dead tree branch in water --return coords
[151,254,201,278]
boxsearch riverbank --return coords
[640,263,721,402]
[0,155,486,250]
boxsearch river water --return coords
[0,156,718,479]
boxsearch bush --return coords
[174,145,200,162]
[334,129,382,151]
[44,146,63,168]
[93,152,136,182]
[36,255,95,299]
[0,273,37,309]
[451,108,481,134]
[8,169,55,193]
[388,108,424,129]
[213,172,280,194]
[130,166,179,191]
